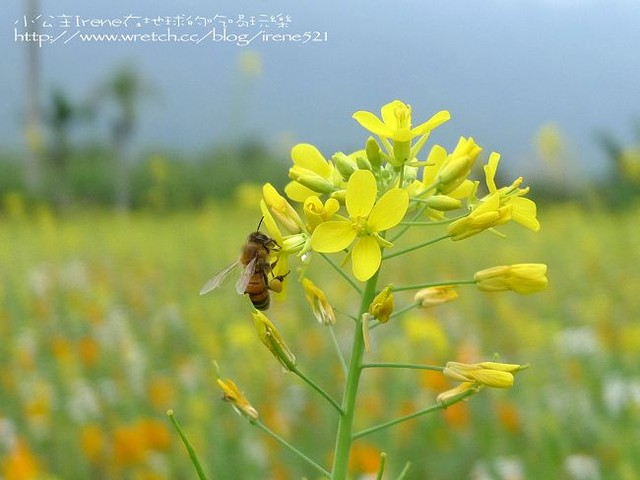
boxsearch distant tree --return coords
[96,65,151,212]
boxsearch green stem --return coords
[395,462,412,480]
[383,234,451,260]
[167,410,209,480]
[361,363,444,372]
[331,270,380,480]
[293,366,344,415]
[376,452,387,480]
[320,253,362,294]
[353,389,476,440]
[253,420,331,478]
[392,279,476,292]
[389,301,420,320]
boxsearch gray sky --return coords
[2,0,640,179]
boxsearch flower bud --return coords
[365,136,382,168]
[474,264,548,294]
[262,183,303,234]
[443,361,527,389]
[423,195,462,211]
[332,152,358,180]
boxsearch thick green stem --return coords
[330,271,380,480]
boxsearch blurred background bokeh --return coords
[1,0,640,479]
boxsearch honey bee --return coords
[200,223,288,310]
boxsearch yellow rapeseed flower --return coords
[311,170,409,281]
[474,264,548,294]
[285,144,339,202]
[352,99,450,166]
[303,195,340,232]
[443,361,527,389]
[484,153,540,231]
[262,183,304,234]
[447,191,512,240]
[353,99,449,143]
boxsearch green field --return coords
[2,201,640,479]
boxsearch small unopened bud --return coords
[365,137,382,168]
[423,195,462,211]
[332,152,358,180]
[474,264,548,294]
[443,361,526,389]
[355,154,373,171]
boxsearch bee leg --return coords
[268,271,290,293]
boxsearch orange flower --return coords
[1,438,41,480]
[348,442,381,475]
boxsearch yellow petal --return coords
[351,236,381,282]
[311,221,357,253]
[291,144,332,178]
[483,152,500,194]
[510,197,540,231]
[346,170,377,218]
[285,181,317,203]
[352,111,393,138]
[410,110,451,136]
[380,99,407,130]
[367,188,409,232]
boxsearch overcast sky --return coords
[2,0,640,179]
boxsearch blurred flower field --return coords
[1,200,640,479]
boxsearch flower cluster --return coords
[259,99,541,284]
[210,99,548,480]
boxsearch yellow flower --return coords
[414,286,458,307]
[443,361,526,389]
[217,377,259,420]
[303,195,340,232]
[285,143,338,202]
[301,278,336,325]
[352,99,450,143]
[436,137,482,194]
[474,264,548,294]
[447,191,512,240]
[484,152,540,231]
[262,183,304,233]
[368,285,394,323]
[252,308,297,371]
[353,99,450,167]
[311,170,409,281]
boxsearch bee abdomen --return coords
[245,276,270,310]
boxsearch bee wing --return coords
[236,256,258,294]
[199,261,241,295]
